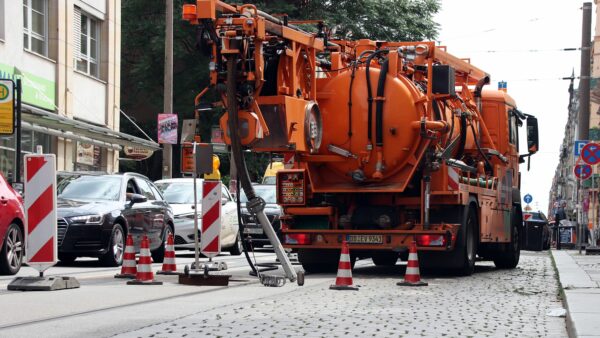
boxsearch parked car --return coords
[523,211,551,251]
[154,178,242,255]
[56,173,174,266]
[239,184,282,248]
[0,173,25,275]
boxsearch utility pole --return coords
[162,0,174,179]
[577,2,592,251]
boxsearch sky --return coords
[434,0,591,213]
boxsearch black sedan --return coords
[56,173,174,266]
[240,184,282,248]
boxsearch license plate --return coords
[244,227,264,235]
[346,235,383,244]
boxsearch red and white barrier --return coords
[201,181,222,258]
[24,154,57,273]
[448,167,459,191]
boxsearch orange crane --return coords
[182,1,539,275]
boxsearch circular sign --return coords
[574,164,592,180]
[581,142,600,165]
[0,84,9,100]
[524,194,533,204]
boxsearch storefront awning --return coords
[21,104,160,152]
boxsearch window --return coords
[508,110,519,146]
[75,8,100,77]
[135,178,156,200]
[23,0,48,55]
[1,0,5,41]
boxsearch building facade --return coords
[0,0,157,182]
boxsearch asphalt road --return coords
[0,251,567,337]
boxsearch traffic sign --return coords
[523,194,533,204]
[523,213,532,221]
[581,142,600,165]
[24,154,57,272]
[0,79,15,135]
[575,164,593,180]
[201,180,222,258]
[574,140,589,156]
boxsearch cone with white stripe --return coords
[397,240,428,286]
[127,235,162,285]
[329,241,359,290]
[115,234,136,278]
[157,233,178,275]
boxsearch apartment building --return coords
[0,0,158,181]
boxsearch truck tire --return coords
[455,204,477,276]
[493,206,521,269]
[371,252,398,266]
[298,249,348,273]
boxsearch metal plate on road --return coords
[581,142,600,165]
[346,234,383,244]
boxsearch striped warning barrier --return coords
[201,180,222,258]
[24,154,57,273]
[448,167,460,191]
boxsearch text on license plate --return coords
[346,235,383,244]
[244,227,264,235]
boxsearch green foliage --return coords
[120,0,440,179]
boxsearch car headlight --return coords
[68,214,104,225]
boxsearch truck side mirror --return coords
[526,116,539,155]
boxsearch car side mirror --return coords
[128,193,147,205]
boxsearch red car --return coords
[0,173,25,275]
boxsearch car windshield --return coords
[240,185,276,204]
[155,182,202,204]
[58,176,121,201]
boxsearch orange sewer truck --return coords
[183,1,539,275]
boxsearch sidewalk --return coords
[551,249,600,337]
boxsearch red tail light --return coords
[416,234,447,247]
[285,234,311,245]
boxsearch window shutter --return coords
[73,7,82,61]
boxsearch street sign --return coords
[523,213,532,221]
[24,154,57,272]
[0,79,14,135]
[523,194,533,204]
[574,164,593,180]
[201,180,222,258]
[574,140,589,156]
[581,142,600,165]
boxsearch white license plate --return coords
[346,235,383,244]
[244,227,264,235]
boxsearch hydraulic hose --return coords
[375,58,389,146]
[236,175,258,275]
[455,113,467,160]
[365,49,388,142]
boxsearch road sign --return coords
[574,140,589,156]
[24,154,57,272]
[581,142,600,165]
[201,180,222,258]
[523,194,533,204]
[574,164,593,180]
[0,79,14,135]
[523,213,532,221]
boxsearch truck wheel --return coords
[455,204,477,276]
[371,252,398,266]
[298,249,345,273]
[493,207,521,269]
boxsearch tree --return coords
[120,0,440,179]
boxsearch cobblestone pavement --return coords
[116,251,566,338]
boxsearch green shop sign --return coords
[0,63,55,111]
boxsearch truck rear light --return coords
[285,234,311,245]
[416,234,447,247]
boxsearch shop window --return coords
[74,8,100,78]
[23,0,48,56]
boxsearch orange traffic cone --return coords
[397,240,428,286]
[157,233,178,275]
[115,234,136,278]
[127,235,163,285]
[330,241,359,290]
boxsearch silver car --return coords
[154,178,242,255]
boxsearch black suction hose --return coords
[455,113,467,160]
[375,58,389,146]
[236,175,258,275]
[365,49,388,142]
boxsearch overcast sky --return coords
[435,1,591,212]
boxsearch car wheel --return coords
[58,254,77,264]
[152,225,173,263]
[0,223,23,275]
[100,224,125,267]
[229,232,243,256]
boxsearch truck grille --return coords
[57,219,68,246]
